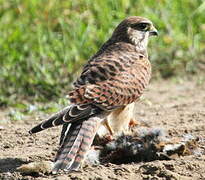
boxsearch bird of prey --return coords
[29,16,158,173]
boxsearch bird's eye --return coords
[131,23,150,31]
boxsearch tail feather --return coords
[52,116,100,173]
[29,104,95,134]
[59,123,71,146]
[53,123,83,172]
[52,123,83,172]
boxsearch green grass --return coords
[0,0,205,105]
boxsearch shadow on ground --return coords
[0,158,26,173]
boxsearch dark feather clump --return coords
[100,128,170,164]
[86,128,201,165]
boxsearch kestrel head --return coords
[112,16,158,50]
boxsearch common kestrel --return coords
[29,16,158,173]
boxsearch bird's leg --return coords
[103,119,114,135]
[102,119,114,141]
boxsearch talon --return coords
[129,118,138,128]
[105,134,114,142]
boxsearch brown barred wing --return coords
[29,104,99,134]
[69,58,151,110]
[73,42,137,88]
[73,58,122,88]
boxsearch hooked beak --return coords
[149,26,158,36]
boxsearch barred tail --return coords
[52,116,100,173]
[29,104,96,134]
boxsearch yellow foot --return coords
[129,118,139,128]
[104,134,114,141]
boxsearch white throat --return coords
[128,27,149,51]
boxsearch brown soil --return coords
[1,78,205,180]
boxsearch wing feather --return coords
[69,43,151,110]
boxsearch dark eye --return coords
[131,23,150,31]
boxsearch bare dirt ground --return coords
[1,78,205,180]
